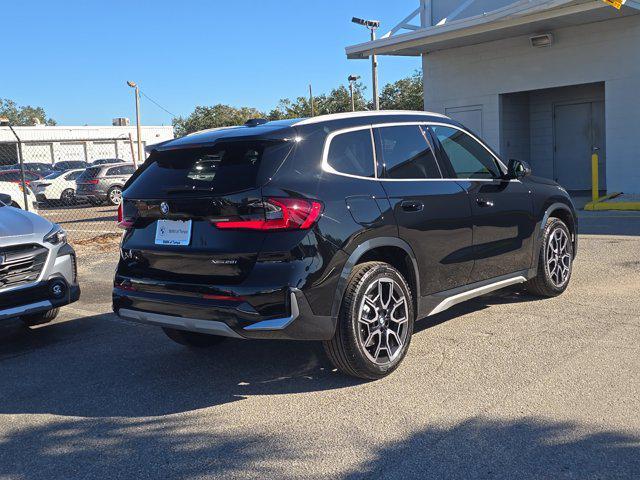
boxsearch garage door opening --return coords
[500,82,605,194]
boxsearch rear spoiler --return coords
[145,139,173,155]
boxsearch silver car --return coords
[75,163,136,206]
[0,193,80,327]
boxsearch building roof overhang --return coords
[346,0,640,58]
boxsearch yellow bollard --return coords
[591,152,599,203]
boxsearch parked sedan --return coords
[53,160,89,172]
[76,163,136,206]
[31,169,84,205]
[0,162,54,177]
[0,170,42,186]
[0,193,80,327]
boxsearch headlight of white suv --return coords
[44,225,68,245]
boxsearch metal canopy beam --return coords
[382,0,432,39]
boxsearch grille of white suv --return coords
[0,244,49,290]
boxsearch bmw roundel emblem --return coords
[160,202,170,215]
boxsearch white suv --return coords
[0,193,79,326]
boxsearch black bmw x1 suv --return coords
[113,111,577,379]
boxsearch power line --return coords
[139,90,177,118]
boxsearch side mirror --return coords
[507,159,532,179]
[0,193,12,205]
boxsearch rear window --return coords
[45,171,66,179]
[124,140,293,198]
[78,167,102,180]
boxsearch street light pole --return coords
[348,75,361,112]
[127,81,143,167]
[352,17,381,110]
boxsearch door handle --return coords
[400,200,424,212]
[476,198,494,208]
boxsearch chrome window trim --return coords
[321,121,518,183]
[321,125,378,181]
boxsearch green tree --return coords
[172,104,266,137]
[378,70,423,111]
[173,71,423,137]
[268,82,368,120]
[0,98,56,126]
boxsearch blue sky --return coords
[2,0,421,126]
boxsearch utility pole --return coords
[348,75,361,112]
[352,17,381,110]
[127,81,144,165]
[0,118,30,211]
[309,84,315,117]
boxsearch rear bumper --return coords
[76,186,108,201]
[113,286,335,341]
[76,193,107,201]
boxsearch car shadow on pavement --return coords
[342,417,640,479]
[0,288,547,420]
[0,313,360,418]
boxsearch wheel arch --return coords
[331,237,420,319]
[539,202,578,258]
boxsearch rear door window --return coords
[376,125,441,180]
[125,140,293,198]
[326,129,375,178]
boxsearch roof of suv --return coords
[155,111,452,151]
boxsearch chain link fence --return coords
[0,132,143,255]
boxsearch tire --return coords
[21,308,60,327]
[107,186,123,206]
[162,327,227,348]
[525,217,574,297]
[61,188,75,205]
[323,261,415,380]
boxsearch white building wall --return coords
[499,92,530,164]
[423,14,640,192]
[0,125,173,165]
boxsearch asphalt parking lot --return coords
[37,203,118,241]
[0,211,639,479]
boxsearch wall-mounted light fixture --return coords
[530,33,554,48]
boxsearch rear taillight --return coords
[83,179,99,184]
[116,203,134,229]
[214,197,323,231]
